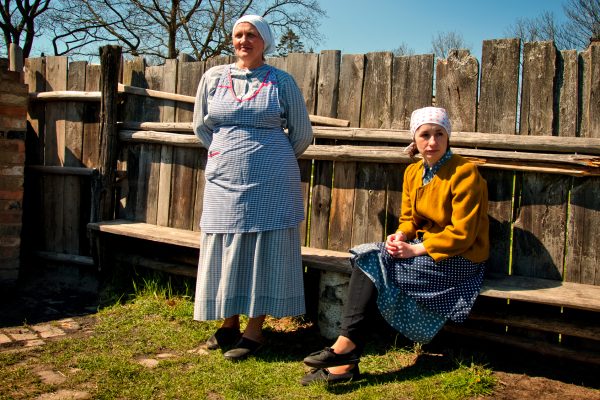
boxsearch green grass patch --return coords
[0,278,496,399]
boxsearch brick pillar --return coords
[0,66,28,284]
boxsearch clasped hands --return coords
[385,232,424,259]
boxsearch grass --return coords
[0,278,495,400]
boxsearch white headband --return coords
[233,15,276,55]
[410,107,452,137]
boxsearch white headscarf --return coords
[233,15,276,55]
[404,107,452,155]
[409,106,452,137]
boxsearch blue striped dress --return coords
[192,63,313,320]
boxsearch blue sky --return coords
[311,0,567,60]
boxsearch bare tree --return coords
[562,0,600,47]
[45,0,326,62]
[392,42,415,57]
[506,11,560,43]
[0,0,51,58]
[505,0,600,50]
[430,31,470,59]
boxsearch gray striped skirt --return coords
[193,227,306,320]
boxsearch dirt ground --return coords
[1,282,599,400]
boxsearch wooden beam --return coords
[312,126,600,155]
[97,45,122,222]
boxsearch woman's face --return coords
[414,123,449,166]
[233,22,265,69]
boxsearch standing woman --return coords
[301,107,489,384]
[192,15,313,361]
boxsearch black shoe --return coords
[206,327,241,350]
[223,337,264,361]
[303,347,361,368]
[300,365,360,386]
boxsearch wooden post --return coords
[9,43,23,72]
[96,45,122,222]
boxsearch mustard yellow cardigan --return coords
[396,154,489,263]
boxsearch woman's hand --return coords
[385,232,406,257]
[385,232,426,258]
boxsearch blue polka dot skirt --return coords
[350,241,485,343]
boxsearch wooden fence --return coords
[23,39,600,283]
[19,39,600,361]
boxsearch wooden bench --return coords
[88,219,600,365]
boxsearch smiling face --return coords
[414,123,449,166]
[233,22,265,69]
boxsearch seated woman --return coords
[301,106,489,385]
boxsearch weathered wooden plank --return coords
[285,53,319,114]
[512,173,570,280]
[477,39,521,274]
[435,50,478,132]
[480,169,513,274]
[478,39,520,134]
[89,220,201,248]
[44,56,68,166]
[566,43,600,286]
[298,159,312,245]
[316,50,340,118]
[566,177,600,285]
[143,65,163,122]
[43,57,68,254]
[351,163,387,245]
[337,54,364,127]
[24,57,46,166]
[481,274,600,312]
[580,42,600,138]
[122,57,146,122]
[169,147,198,230]
[391,54,434,129]
[63,61,87,255]
[156,145,173,226]
[309,160,332,249]
[469,307,600,342]
[328,161,356,252]
[385,163,406,237]
[124,124,600,155]
[204,55,231,70]
[131,144,161,223]
[312,126,600,155]
[520,41,557,136]
[513,42,569,280]
[361,52,393,129]
[192,149,207,232]
[557,50,578,137]
[160,59,178,123]
[266,55,286,71]
[176,60,204,122]
[65,61,86,166]
[82,64,101,168]
[22,58,46,257]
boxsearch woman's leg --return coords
[242,315,266,342]
[337,266,377,354]
[304,267,377,373]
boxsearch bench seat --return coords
[88,219,600,313]
[88,219,600,364]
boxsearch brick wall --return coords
[0,66,28,284]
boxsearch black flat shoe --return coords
[206,327,241,350]
[223,337,264,361]
[303,347,360,368]
[300,365,360,386]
